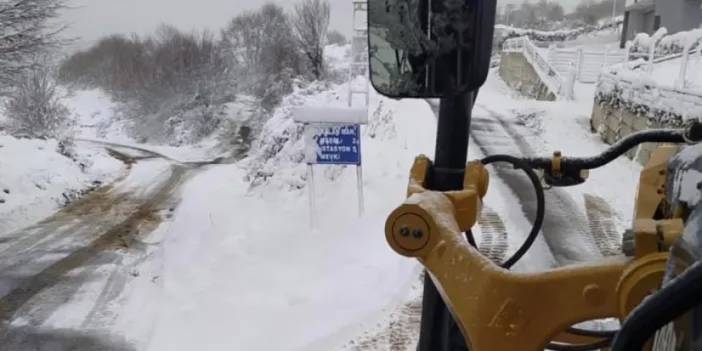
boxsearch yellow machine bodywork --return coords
[385,146,684,351]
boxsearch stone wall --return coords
[590,101,675,165]
[499,52,557,101]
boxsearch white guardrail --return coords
[549,48,627,83]
[503,36,572,99]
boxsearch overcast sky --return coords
[61,0,582,52]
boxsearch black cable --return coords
[611,261,702,351]
[546,337,613,351]
[481,154,545,269]
[524,129,686,171]
[465,231,477,248]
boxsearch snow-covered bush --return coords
[243,79,349,189]
[629,28,702,60]
[327,30,348,46]
[59,26,233,144]
[3,68,72,139]
[221,4,303,110]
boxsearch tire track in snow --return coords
[468,112,594,264]
[584,194,622,257]
[475,105,620,263]
[476,206,509,264]
[0,142,216,350]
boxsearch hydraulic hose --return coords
[481,154,545,269]
[547,337,613,351]
[525,129,686,170]
[525,128,691,172]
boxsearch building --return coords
[621,0,702,47]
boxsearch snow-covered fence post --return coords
[647,43,656,72]
[649,28,668,72]
[677,45,691,90]
[565,61,577,100]
[307,164,317,228]
[603,47,610,68]
[576,48,585,82]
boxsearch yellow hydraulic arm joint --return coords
[385,146,684,351]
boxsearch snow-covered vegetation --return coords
[58,0,340,149]
[629,28,702,59]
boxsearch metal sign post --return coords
[294,107,368,228]
[349,0,369,108]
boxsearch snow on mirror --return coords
[368,0,497,98]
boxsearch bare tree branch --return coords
[292,0,330,79]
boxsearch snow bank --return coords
[0,135,124,234]
[140,88,437,350]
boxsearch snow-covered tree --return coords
[0,0,66,91]
[4,68,71,139]
[221,4,302,109]
[292,0,330,80]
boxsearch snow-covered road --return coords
[0,146,209,350]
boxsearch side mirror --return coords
[367,0,497,98]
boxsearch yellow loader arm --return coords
[385,147,683,351]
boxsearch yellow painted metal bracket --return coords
[386,189,628,350]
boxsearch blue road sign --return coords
[307,124,361,165]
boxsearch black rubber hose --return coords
[566,327,617,339]
[481,155,546,269]
[525,129,686,171]
[546,337,613,351]
[611,261,702,351]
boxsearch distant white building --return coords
[621,0,702,47]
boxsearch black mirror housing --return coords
[367,0,497,98]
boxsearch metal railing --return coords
[503,36,572,99]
